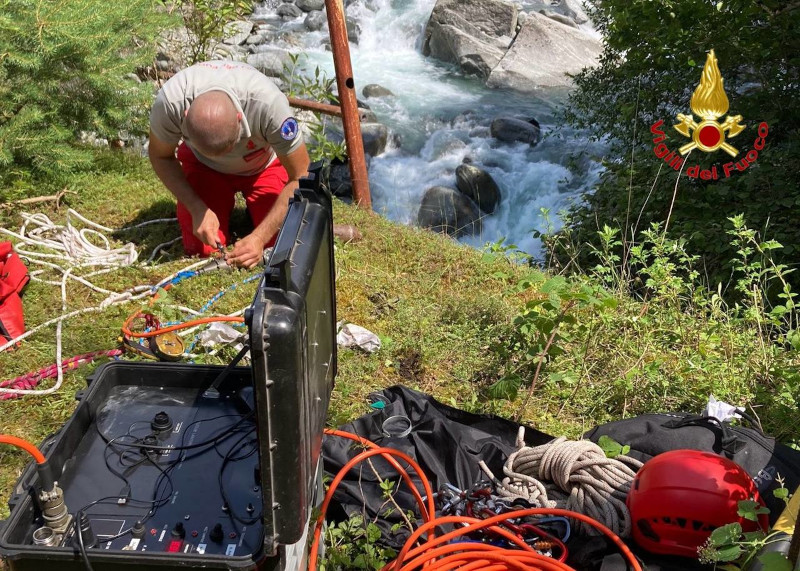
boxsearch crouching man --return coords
[149,60,309,268]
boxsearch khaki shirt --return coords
[150,61,303,176]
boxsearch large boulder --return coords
[455,163,501,213]
[525,0,589,25]
[363,84,394,98]
[223,20,255,45]
[539,9,578,28]
[423,0,517,78]
[418,186,481,238]
[296,0,325,11]
[277,3,304,18]
[487,11,601,90]
[361,122,389,156]
[246,48,291,77]
[304,10,327,31]
[490,116,541,146]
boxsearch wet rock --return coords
[304,10,327,31]
[490,116,541,146]
[361,122,389,156]
[423,0,517,78]
[363,84,394,97]
[417,186,481,238]
[246,32,268,45]
[455,163,501,213]
[328,161,353,197]
[296,0,325,11]
[539,9,577,28]
[347,18,361,43]
[487,11,600,90]
[223,20,254,45]
[277,3,304,18]
[246,49,291,77]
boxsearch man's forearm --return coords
[251,180,299,245]
[149,155,206,216]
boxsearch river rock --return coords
[526,0,588,24]
[246,32,268,45]
[297,0,325,10]
[328,161,353,197]
[539,9,577,28]
[417,186,481,238]
[487,12,601,90]
[361,122,389,156]
[490,116,541,146]
[363,84,394,98]
[347,18,361,43]
[455,163,501,213]
[246,49,291,77]
[223,20,254,45]
[305,10,327,31]
[277,3,304,18]
[423,0,516,78]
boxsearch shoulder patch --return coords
[280,117,299,141]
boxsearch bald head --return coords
[185,91,240,156]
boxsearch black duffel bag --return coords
[584,412,800,522]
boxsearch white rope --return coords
[479,428,643,537]
[0,209,183,396]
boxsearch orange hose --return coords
[122,311,244,339]
[0,435,46,464]
[313,429,645,571]
[309,446,436,570]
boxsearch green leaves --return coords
[597,435,630,458]
[709,522,742,547]
[737,499,770,522]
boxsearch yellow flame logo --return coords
[674,50,745,157]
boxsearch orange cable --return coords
[121,311,244,339]
[0,435,46,464]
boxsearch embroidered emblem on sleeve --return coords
[280,117,299,141]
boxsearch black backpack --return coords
[584,412,800,521]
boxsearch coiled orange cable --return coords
[314,429,644,571]
[0,435,46,464]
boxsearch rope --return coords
[479,428,643,537]
[0,209,180,397]
[0,349,123,401]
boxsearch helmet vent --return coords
[638,519,659,542]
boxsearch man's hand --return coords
[226,233,264,269]
[191,206,221,247]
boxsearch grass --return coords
[1,151,799,541]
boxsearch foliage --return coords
[556,0,800,293]
[0,0,172,199]
[281,53,348,163]
[174,0,252,65]
[698,494,792,570]
[318,514,396,571]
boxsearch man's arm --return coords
[148,132,221,247]
[227,143,311,269]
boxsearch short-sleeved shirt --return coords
[149,61,303,176]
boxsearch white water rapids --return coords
[254,0,605,256]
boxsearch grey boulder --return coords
[455,163,501,213]
[223,20,254,45]
[362,84,394,98]
[304,10,327,31]
[490,116,541,146]
[361,122,389,156]
[246,49,291,77]
[277,3,304,18]
[296,0,325,11]
[487,11,601,90]
[417,186,481,238]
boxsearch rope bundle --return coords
[480,428,643,537]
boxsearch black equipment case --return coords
[0,169,337,570]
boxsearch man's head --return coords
[184,91,241,156]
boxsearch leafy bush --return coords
[175,0,252,64]
[0,0,171,199]
[557,0,800,292]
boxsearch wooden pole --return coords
[288,97,343,117]
[324,0,371,209]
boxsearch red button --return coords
[167,540,183,552]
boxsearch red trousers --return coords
[176,143,289,257]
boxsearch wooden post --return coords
[324,0,372,209]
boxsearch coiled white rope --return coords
[0,209,183,396]
[479,428,643,537]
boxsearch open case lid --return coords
[246,162,337,552]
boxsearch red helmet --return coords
[627,449,768,558]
